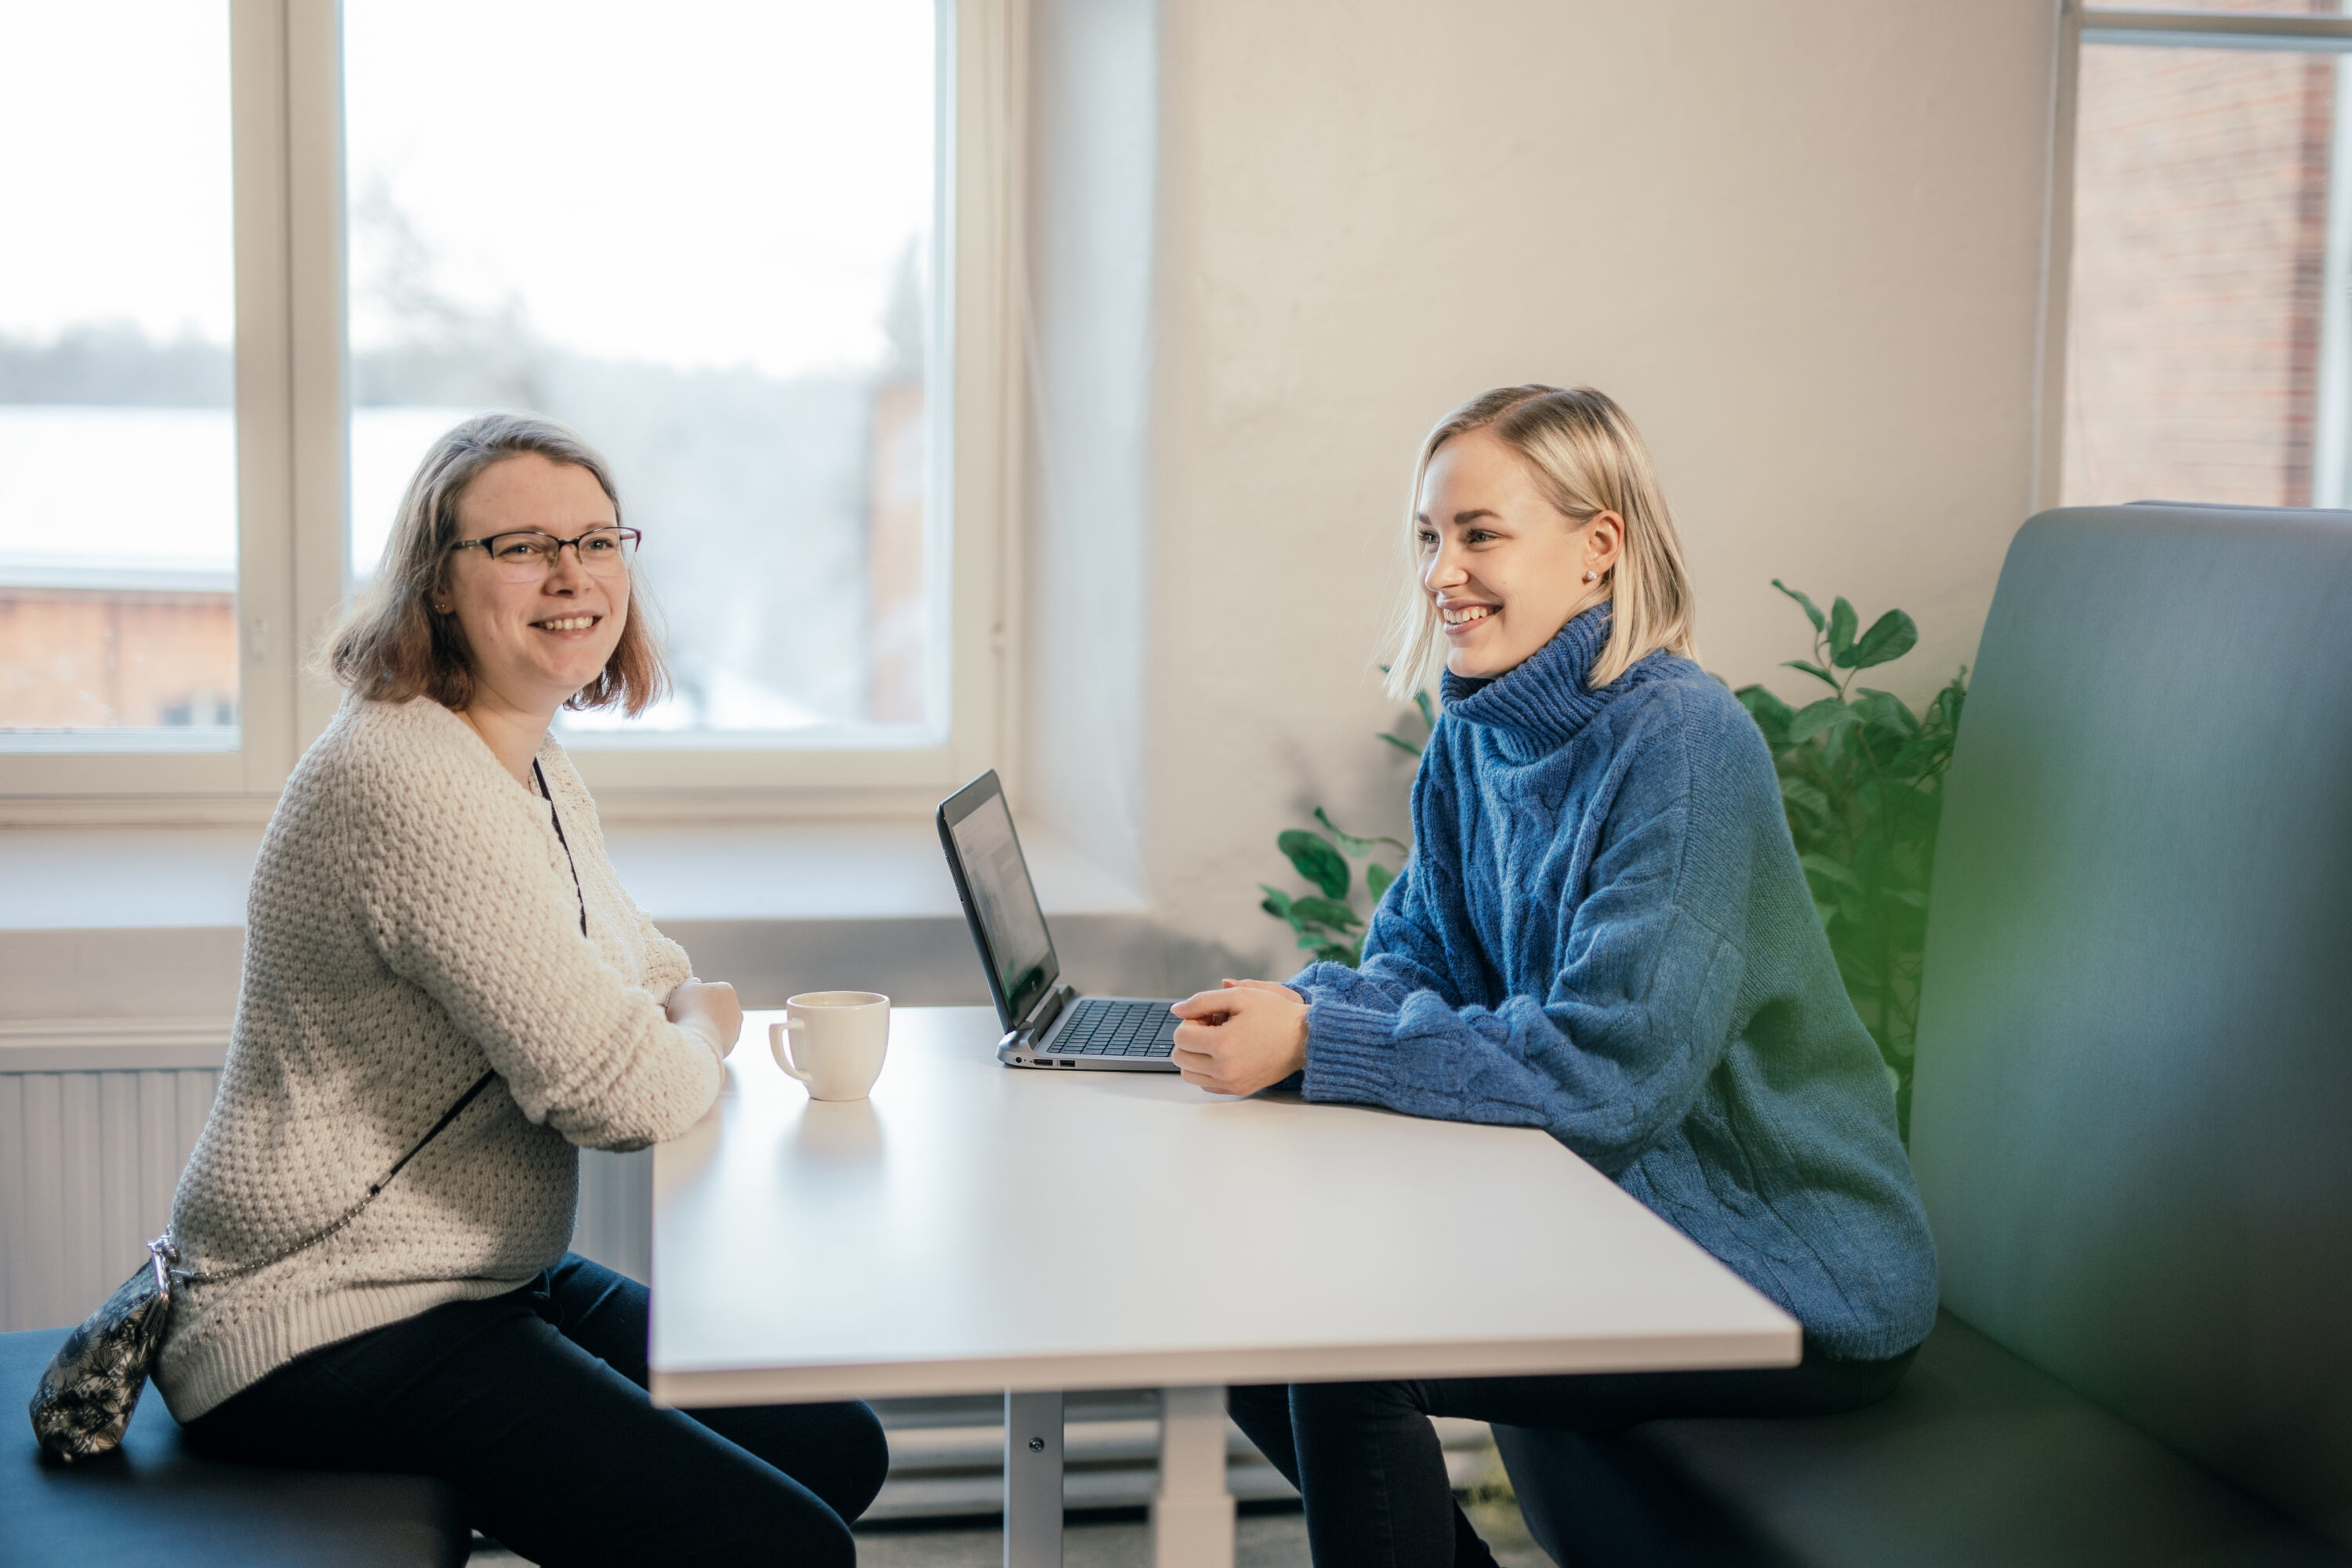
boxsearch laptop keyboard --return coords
[1044,998,1178,1058]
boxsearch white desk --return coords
[651,1007,1797,1566]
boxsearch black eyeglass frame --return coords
[448,526,644,566]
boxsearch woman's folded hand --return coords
[666,978,744,1058]
[1169,979,1308,1096]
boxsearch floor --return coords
[854,1497,1549,1567]
[471,1495,1550,1566]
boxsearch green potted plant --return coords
[1733,584,1967,1135]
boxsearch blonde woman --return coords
[1171,387,1937,1567]
[161,414,885,1566]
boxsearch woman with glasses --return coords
[154,413,886,1566]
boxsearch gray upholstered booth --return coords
[4,1326,470,1566]
[1496,505,2352,1566]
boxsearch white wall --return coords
[1021,0,1159,897]
[1071,0,2060,978]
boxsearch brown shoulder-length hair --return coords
[326,412,666,716]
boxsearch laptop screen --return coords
[939,776,1058,1028]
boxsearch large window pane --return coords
[0,2,238,746]
[2062,30,2352,507]
[344,1,938,746]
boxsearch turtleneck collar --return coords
[1439,605,1628,754]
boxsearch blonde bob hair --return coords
[326,412,667,715]
[1384,384,1697,699]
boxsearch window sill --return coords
[0,818,1156,1065]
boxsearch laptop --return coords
[937,770,1181,1072]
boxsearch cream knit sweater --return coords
[154,696,724,1422]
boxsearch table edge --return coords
[649,1323,1802,1408]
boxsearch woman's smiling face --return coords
[441,453,630,716]
[1416,428,1618,681]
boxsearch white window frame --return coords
[2043,4,2352,513]
[0,0,1024,824]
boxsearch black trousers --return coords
[1229,1339,1914,1568]
[183,1254,887,1568]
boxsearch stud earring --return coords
[1583,570,1597,583]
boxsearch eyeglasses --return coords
[449,527,642,581]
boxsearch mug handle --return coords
[769,1018,814,1083]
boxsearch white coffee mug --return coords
[770,991,890,1101]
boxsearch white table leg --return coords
[1151,1385,1236,1568]
[1004,1388,1064,1568]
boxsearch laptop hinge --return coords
[1011,984,1073,1047]
[1032,984,1073,1035]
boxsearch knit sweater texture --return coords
[1294,608,1940,1360]
[155,695,724,1421]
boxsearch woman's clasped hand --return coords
[1168,978,1309,1095]
[666,977,745,1058]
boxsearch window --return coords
[2061,4,2352,507]
[0,0,1015,811]
[345,2,938,747]
[0,3,242,758]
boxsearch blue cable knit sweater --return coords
[1294,608,1939,1361]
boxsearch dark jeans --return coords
[1229,1339,1915,1568]
[183,1254,887,1568]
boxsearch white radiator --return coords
[0,1065,220,1334]
[0,1022,652,1332]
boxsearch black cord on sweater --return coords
[533,757,590,938]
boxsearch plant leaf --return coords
[1936,674,1966,732]
[1851,688,1918,739]
[1289,895,1362,931]
[1258,884,1295,920]
[1377,732,1423,757]
[1735,684,1795,746]
[1366,862,1396,903]
[1773,579,1827,633]
[1276,829,1351,899]
[1786,698,1857,744]
[1799,852,1862,888]
[1780,778,1832,821]
[1849,608,1919,670]
[1315,808,1406,858]
[1414,691,1437,730]
[1781,659,1841,691]
[1313,808,1380,856]
[1828,597,1860,666]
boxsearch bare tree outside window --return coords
[344,1,938,744]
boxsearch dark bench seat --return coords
[1500,506,2352,1565]
[5,1326,470,1567]
[1499,1311,2347,1566]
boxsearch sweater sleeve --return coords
[349,768,723,1152]
[1295,722,1750,1176]
[1286,749,1471,1014]
[634,903,694,1001]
